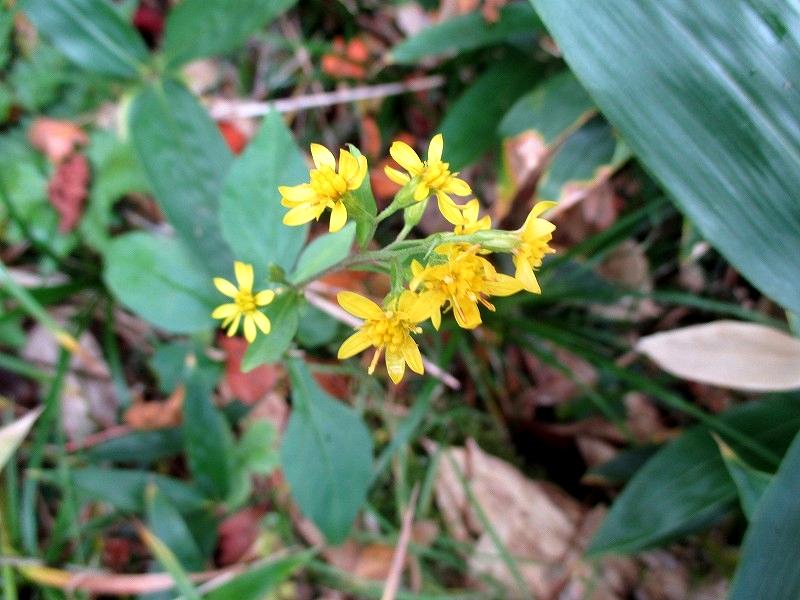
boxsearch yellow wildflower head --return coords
[280,144,367,233]
[212,261,275,343]
[337,290,433,384]
[384,133,471,225]
[410,244,521,330]
[450,199,492,235]
[512,201,557,293]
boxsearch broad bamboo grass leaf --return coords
[531,0,800,315]
[203,551,314,600]
[730,429,800,599]
[242,292,300,371]
[104,232,217,334]
[84,429,183,465]
[220,111,309,276]
[587,396,800,555]
[440,55,540,170]
[145,485,204,571]
[390,3,541,64]
[714,435,772,520]
[281,359,372,543]
[499,71,595,141]
[163,0,297,68]
[23,0,149,78]
[130,79,233,276]
[289,223,356,285]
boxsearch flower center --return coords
[518,235,554,268]
[235,291,257,314]
[364,315,419,352]
[420,161,452,189]
[310,166,348,201]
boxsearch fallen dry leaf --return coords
[220,336,281,404]
[47,153,90,233]
[431,439,638,599]
[637,320,800,392]
[28,118,88,164]
[124,386,184,430]
[23,324,116,442]
[217,506,266,566]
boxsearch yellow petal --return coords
[328,201,348,232]
[431,306,441,330]
[462,199,479,222]
[390,141,423,175]
[279,184,315,203]
[283,203,322,226]
[452,295,481,329]
[337,291,384,320]
[427,133,443,163]
[212,303,239,319]
[338,149,359,182]
[532,200,558,218]
[214,277,239,298]
[484,274,523,297]
[401,336,424,375]
[338,329,373,359]
[400,291,437,323]
[530,219,556,237]
[384,166,410,185]
[385,346,406,384]
[310,143,336,169]
[234,261,254,292]
[255,289,275,306]
[514,255,541,293]
[436,192,464,225]
[226,313,241,336]
[443,176,471,197]
[355,154,368,186]
[415,183,432,202]
[252,310,271,335]
[243,315,257,343]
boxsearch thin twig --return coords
[381,485,419,600]
[304,289,460,390]
[208,76,445,119]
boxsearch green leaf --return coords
[237,420,279,475]
[0,408,42,472]
[588,395,800,556]
[343,145,377,248]
[715,436,772,521]
[730,429,800,599]
[183,367,235,500]
[22,0,149,78]
[242,292,300,371]
[295,303,340,348]
[130,79,233,276]
[163,0,297,68]
[281,359,373,543]
[69,467,205,514]
[390,3,541,64]
[103,232,217,334]
[536,118,628,202]
[289,223,355,285]
[204,551,313,600]
[498,71,594,141]
[219,111,308,275]
[146,484,204,571]
[85,429,183,465]
[440,55,540,169]
[531,0,800,314]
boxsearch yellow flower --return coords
[410,244,521,330]
[512,201,557,293]
[280,144,367,233]
[451,198,491,235]
[212,261,275,343]
[337,290,432,384]
[384,133,471,224]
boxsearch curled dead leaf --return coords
[28,118,88,164]
[47,153,90,233]
[124,386,184,430]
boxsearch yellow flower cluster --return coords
[212,134,557,384]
